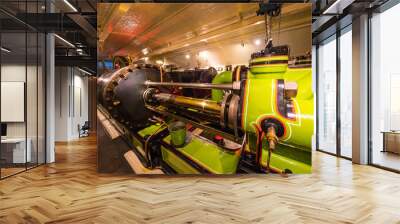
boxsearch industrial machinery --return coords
[97,3,313,174]
[97,42,313,174]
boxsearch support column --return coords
[352,14,369,164]
[45,1,55,163]
[46,33,55,163]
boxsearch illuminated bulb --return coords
[201,101,206,110]
[144,57,149,61]
[254,39,261,46]
[185,54,190,59]
[142,48,149,55]
[199,51,208,59]
[156,60,163,65]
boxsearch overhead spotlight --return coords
[143,57,149,61]
[1,47,11,53]
[254,39,261,46]
[142,48,149,55]
[185,54,190,59]
[156,60,163,65]
[54,34,75,48]
[63,0,78,12]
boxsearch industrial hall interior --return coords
[0,0,400,223]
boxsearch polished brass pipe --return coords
[152,93,221,113]
[145,81,240,90]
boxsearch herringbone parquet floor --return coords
[0,135,399,224]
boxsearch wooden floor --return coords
[0,136,400,223]
[373,151,400,171]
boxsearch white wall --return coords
[1,64,40,138]
[1,63,46,164]
[54,67,89,141]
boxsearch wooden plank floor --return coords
[0,135,399,224]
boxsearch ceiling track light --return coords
[63,0,78,12]
[1,47,11,53]
[322,0,355,15]
[54,34,75,48]
[78,67,93,76]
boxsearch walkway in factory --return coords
[0,136,399,223]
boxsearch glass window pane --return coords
[371,4,400,171]
[340,27,352,158]
[317,36,337,154]
[27,31,38,169]
[1,31,27,177]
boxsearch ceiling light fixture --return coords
[54,34,75,48]
[142,48,149,55]
[63,0,78,12]
[254,39,261,46]
[1,47,11,53]
[323,0,354,15]
[185,54,190,59]
[156,60,163,65]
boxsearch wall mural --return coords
[97,3,313,175]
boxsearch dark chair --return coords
[79,121,90,138]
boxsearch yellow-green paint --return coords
[249,55,289,74]
[161,135,240,174]
[211,71,232,102]
[161,146,201,174]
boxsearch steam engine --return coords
[97,45,313,174]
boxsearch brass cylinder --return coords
[153,93,221,113]
[144,81,241,90]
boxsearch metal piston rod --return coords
[144,87,241,136]
[152,93,221,113]
[145,81,241,90]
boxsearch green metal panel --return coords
[242,66,313,173]
[161,135,240,174]
[242,67,314,148]
[138,123,166,137]
[260,148,312,173]
[211,71,233,102]
[249,56,289,74]
[161,146,201,174]
[133,123,167,159]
